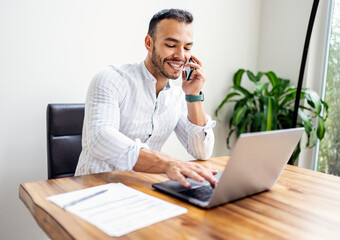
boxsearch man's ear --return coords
[145,35,153,52]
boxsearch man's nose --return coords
[173,47,186,60]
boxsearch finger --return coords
[194,166,217,186]
[186,163,217,186]
[182,169,204,183]
[185,61,201,71]
[182,70,186,82]
[175,173,191,187]
[190,69,206,83]
[189,55,202,67]
[191,68,205,79]
[203,171,217,184]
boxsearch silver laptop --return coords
[152,128,304,208]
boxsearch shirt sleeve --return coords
[174,102,216,160]
[84,68,149,172]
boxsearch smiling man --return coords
[75,9,217,187]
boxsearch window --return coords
[318,0,340,176]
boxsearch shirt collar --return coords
[140,61,156,83]
[139,61,172,90]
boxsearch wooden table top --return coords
[19,156,340,240]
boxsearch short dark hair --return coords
[148,9,193,39]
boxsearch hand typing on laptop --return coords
[134,149,218,188]
[153,128,304,208]
[165,158,218,188]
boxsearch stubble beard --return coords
[151,45,182,80]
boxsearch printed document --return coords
[47,183,187,237]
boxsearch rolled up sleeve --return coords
[175,110,216,160]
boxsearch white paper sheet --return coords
[46,183,187,237]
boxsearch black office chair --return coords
[47,104,85,179]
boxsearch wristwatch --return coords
[185,91,204,102]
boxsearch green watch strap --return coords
[185,91,204,102]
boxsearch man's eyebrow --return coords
[164,37,193,46]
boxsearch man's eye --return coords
[184,47,191,51]
[165,44,175,48]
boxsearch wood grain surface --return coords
[19,156,340,240]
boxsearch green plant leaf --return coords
[305,89,322,115]
[246,98,257,112]
[256,72,265,81]
[262,96,277,131]
[258,95,266,111]
[233,69,245,86]
[246,70,258,83]
[298,109,313,132]
[277,110,294,129]
[229,115,233,128]
[280,86,297,96]
[298,109,314,146]
[279,78,290,86]
[317,116,325,139]
[265,71,280,89]
[251,112,263,132]
[280,91,296,108]
[215,92,240,116]
[232,85,252,98]
[299,105,316,112]
[288,142,301,165]
[237,115,251,137]
[311,127,317,147]
[234,97,248,112]
[277,78,291,93]
[321,99,329,119]
[232,107,248,126]
[254,82,269,95]
[226,128,236,149]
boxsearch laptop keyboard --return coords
[179,185,214,202]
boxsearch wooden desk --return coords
[19,157,340,240]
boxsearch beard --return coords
[151,45,184,80]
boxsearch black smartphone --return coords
[184,58,194,81]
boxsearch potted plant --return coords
[215,69,328,165]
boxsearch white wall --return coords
[0,0,262,239]
[257,0,312,83]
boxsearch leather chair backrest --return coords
[47,104,84,179]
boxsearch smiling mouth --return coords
[167,62,184,71]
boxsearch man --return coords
[75,9,217,187]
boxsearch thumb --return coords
[182,70,186,81]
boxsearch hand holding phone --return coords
[182,55,206,97]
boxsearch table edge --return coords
[19,184,74,240]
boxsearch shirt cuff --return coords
[120,138,150,171]
[186,115,216,139]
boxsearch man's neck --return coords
[144,58,169,97]
[155,79,169,97]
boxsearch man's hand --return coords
[134,149,218,187]
[165,159,218,188]
[182,55,206,95]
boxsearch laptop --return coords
[152,128,304,208]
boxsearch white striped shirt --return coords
[75,61,215,175]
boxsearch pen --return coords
[63,189,108,209]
